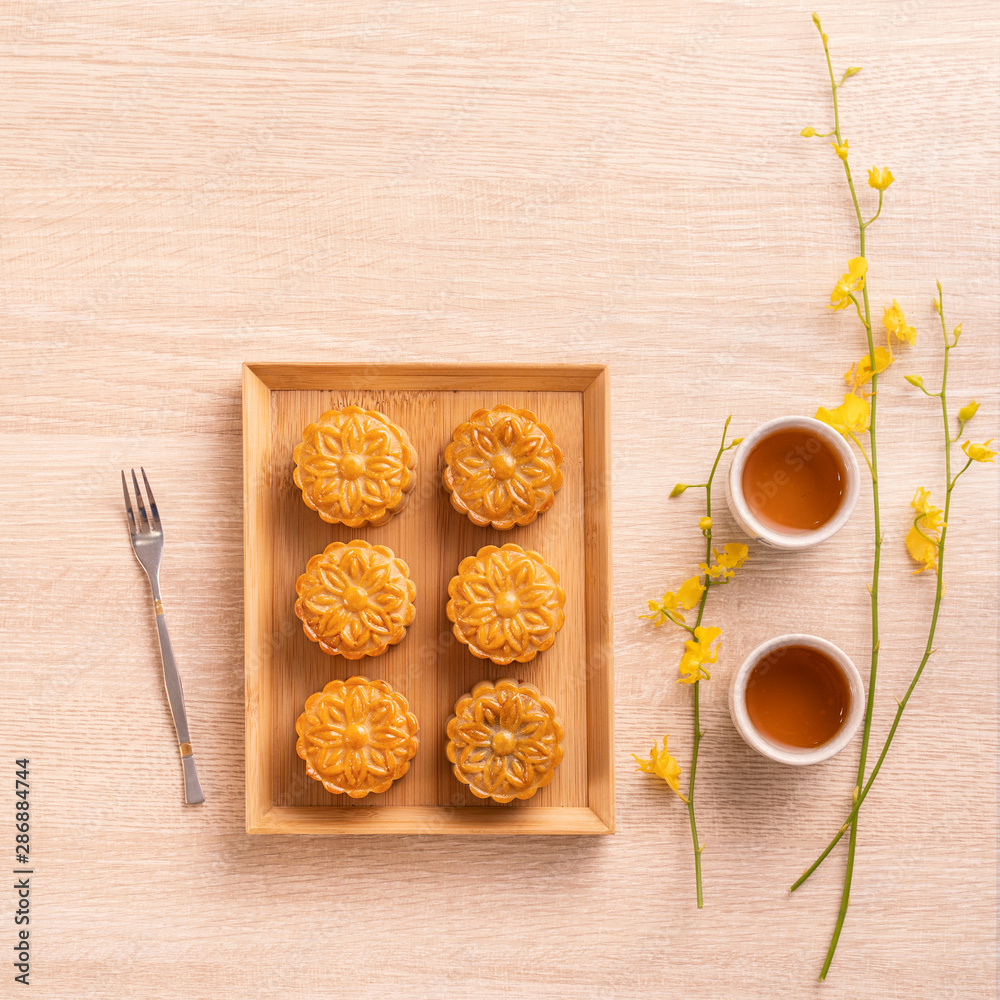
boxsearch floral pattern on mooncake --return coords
[446,679,564,803]
[293,406,416,527]
[296,677,418,798]
[295,540,416,659]
[446,543,565,665]
[443,405,563,530]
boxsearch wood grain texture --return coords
[244,363,613,833]
[1,1,997,997]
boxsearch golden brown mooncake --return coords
[293,406,416,527]
[443,404,563,530]
[295,540,416,659]
[296,676,418,798]
[446,679,564,803]
[446,543,565,665]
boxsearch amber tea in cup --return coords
[744,644,851,749]
[740,426,847,533]
[729,634,864,765]
[728,416,860,549]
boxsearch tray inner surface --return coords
[269,388,588,810]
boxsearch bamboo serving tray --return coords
[243,363,614,835]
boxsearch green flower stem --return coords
[815,14,883,980]
[910,515,939,546]
[655,416,741,908]
[847,291,869,331]
[688,679,705,910]
[791,283,962,892]
[864,190,884,228]
[684,414,732,909]
[951,456,973,487]
[847,432,874,475]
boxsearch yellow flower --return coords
[831,139,849,161]
[958,399,979,425]
[905,524,938,574]
[906,525,938,573]
[699,542,749,581]
[678,626,721,684]
[816,393,871,438]
[883,299,916,345]
[675,575,705,606]
[640,574,705,626]
[911,486,932,514]
[867,166,894,191]
[963,439,996,464]
[911,487,945,528]
[828,257,868,310]
[698,516,713,531]
[906,487,945,574]
[844,345,894,389]
[633,735,687,802]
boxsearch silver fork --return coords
[122,468,205,805]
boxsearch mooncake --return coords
[446,679,564,803]
[293,406,416,526]
[446,543,565,664]
[295,540,416,659]
[443,404,563,530]
[296,676,418,798]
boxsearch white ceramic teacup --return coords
[729,634,865,766]
[726,415,860,549]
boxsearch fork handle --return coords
[181,754,205,806]
[153,605,206,805]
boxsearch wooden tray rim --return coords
[243,361,614,835]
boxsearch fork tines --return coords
[122,467,161,533]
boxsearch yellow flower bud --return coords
[953,323,963,342]
[698,516,713,531]
[905,374,924,389]
[800,126,817,137]
[958,399,979,424]
[831,140,849,161]
[867,166,894,191]
[670,483,688,497]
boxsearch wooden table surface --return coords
[2,2,997,997]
